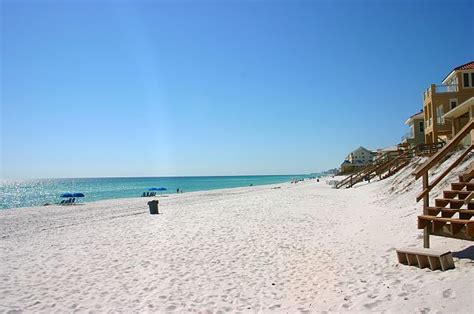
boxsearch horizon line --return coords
[0,172,324,181]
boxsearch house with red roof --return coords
[422,61,474,143]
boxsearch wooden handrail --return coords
[416,145,473,202]
[377,147,415,173]
[335,174,352,188]
[414,120,474,179]
[336,159,378,188]
[369,148,413,179]
[336,148,415,188]
[465,192,474,205]
[335,175,352,189]
[335,150,393,188]
[337,139,447,189]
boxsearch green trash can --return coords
[147,200,159,214]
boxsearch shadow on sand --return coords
[452,245,474,261]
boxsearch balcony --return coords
[423,84,459,100]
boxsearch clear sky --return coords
[1,0,473,179]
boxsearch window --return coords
[463,72,474,88]
[436,105,445,125]
[451,76,458,85]
[450,98,458,110]
[464,73,469,87]
[447,76,459,91]
[419,121,424,133]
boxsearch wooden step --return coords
[426,207,474,219]
[418,215,474,237]
[443,190,471,200]
[396,247,455,271]
[459,175,474,182]
[451,182,474,191]
[435,198,474,209]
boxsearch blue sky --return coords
[1,0,473,179]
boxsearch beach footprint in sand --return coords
[363,301,379,310]
[268,304,281,310]
[442,288,455,299]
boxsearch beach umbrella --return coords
[72,193,85,198]
[60,193,73,198]
[148,187,160,191]
[156,187,167,194]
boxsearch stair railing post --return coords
[423,172,430,248]
[350,175,353,188]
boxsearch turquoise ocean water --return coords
[0,175,311,210]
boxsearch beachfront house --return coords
[375,145,400,157]
[443,97,474,146]
[422,61,474,144]
[401,110,425,146]
[339,146,376,174]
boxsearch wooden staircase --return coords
[335,150,403,188]
[335,142,443,189]
[418,169,474,241]
[380,159,410,179]
[414,120,474,247]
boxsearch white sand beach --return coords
[1,155,473,313]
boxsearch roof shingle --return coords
[443,61,474,82]
[452,61,474,71]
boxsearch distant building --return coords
[339,146,376,174]
[422,61,474,143]
[402,110,425,146]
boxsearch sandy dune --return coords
[1,155,473,313]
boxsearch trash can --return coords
[147,200,159,215]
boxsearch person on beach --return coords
[177,188,180,193]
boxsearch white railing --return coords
[435,84,459,93]
[424,84,459,100]
[401,131,414,142]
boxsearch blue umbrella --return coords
[148,187,160,191]
[157,187,167,191]
[72,193,85,198]
[60,193,73,198]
